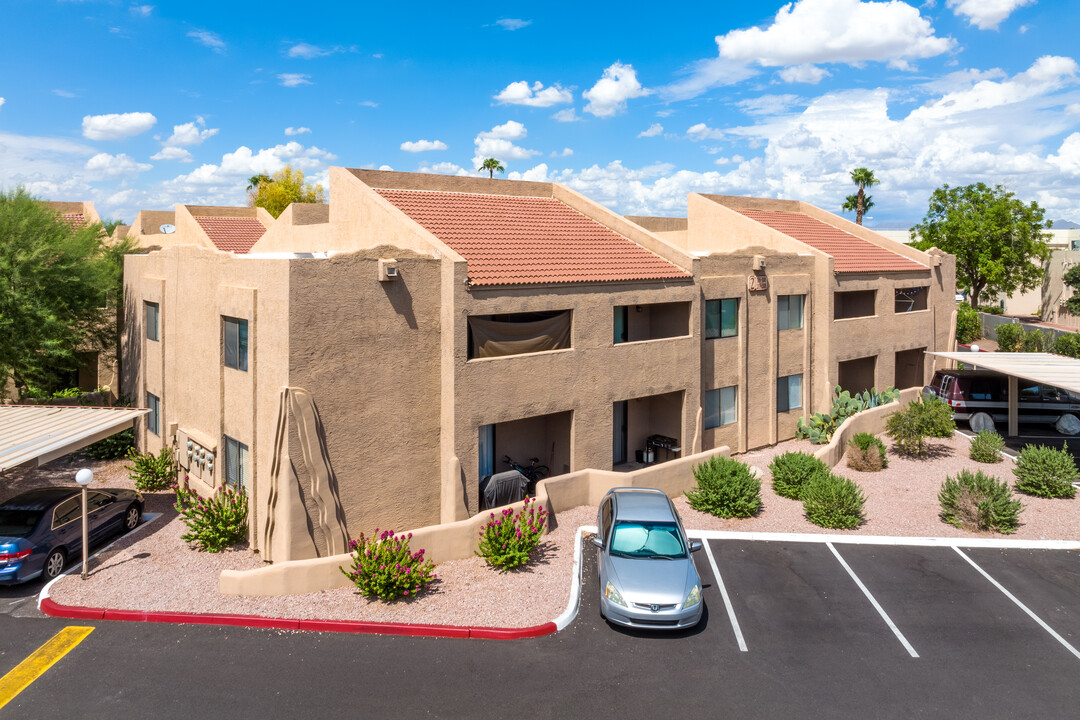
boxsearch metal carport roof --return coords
[927,351,1080,436]
[0,405,149,472]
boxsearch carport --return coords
[0,405,149,471]
[928,352,1080,437]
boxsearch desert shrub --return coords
[476,497,548,570]
[126,446,176,491]
[85,427,134,460]
[1053,332,1080,359]
[340,529,436,601]
[846,432,889,471]
[955,303,982,345]
[686,456,761,518]
[994,322,1024,352]
[801,472,866,529]
[976,304,1004,315]
[769,451,830,499]
[173,482,249,552]
[969,430,1005,463]
[1013,443,1078,498]
[885,396,956,456]
[939,469,1023,534]
[1023,328,1052,352]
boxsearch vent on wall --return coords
[379,258,399,282]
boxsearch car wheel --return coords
[122,504,141,533]
[44,549,66,580]
[969,412,995,434]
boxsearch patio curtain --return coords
[469,311,572,359]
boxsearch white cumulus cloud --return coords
[285,126,311,135]
[150,147,193,162]
[947,0,1036,30]
[687,123,725,140]
[495,19,531,30]
[163,116,218,147]
[473,121,540,167]
[400,139,448,152]
[778,64,831,84]
[551,148,574,157]
[638,124,664,138]
[552,108,581,122]
[286,42,337,59]
[81,112,156,140]
[583,62,651,117]
[278,73,312,87]
[84,152,152,177]
[494,80,573,107]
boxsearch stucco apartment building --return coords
[122,168,954,563]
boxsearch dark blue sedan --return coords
[0,487,143,584]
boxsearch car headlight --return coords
[605,581,627,608]
[682,584,701,610]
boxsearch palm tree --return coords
[846,167,879,225]
[842,193,874,220]
[478,158,504,179]
[247,174,270,192]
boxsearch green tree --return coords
[844,168,878,225]
[478,158,505,179]
[911,183,1051,309]
[1061,265,1080,316]
[246,166,324,219]
[0,187,128,397]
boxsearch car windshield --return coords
[0,509,44,538]
[609,521,686,559]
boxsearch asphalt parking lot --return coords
[3,535,1079,719]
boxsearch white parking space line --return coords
[953,547,1080,662]
[701,539,747,652]
[827,543,919,659]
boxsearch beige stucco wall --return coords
[122,244,291,553]
[248,203,332,254]
[284,248,445,555]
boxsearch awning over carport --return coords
[0,405,149,472]
[927,351,1080,436]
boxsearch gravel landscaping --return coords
[14,429,1080,627]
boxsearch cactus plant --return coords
[795,385,900,445]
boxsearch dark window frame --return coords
[146,392,160,436]
[145,301,160,342]
[778,294,805,331]
[705,298,739,339]
[223,316,249,372]
[777,374,803,412]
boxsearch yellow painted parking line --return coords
[0,626,94,710]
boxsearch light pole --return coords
[75,468,94,580]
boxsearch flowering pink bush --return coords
[476,497,549,570]
[340,529,437,601]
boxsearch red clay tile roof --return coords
[60,213,85,228]
[738,209,927,273]
[374,189,690,286]
[194,216,266,254]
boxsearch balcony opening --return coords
[613,301,691,344]
[838,356,877,396]
[613,390,683,470]
[478,411,572,510]
[895,287,928,313]
[834,290,876,320]
[468,310,571,359]
[895,347,926,389]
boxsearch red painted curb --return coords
[39,597,105,620]
[40,596,557,639]
[299,618,471,638]
[469,622,557,640]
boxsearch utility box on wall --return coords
[378,258,399,282]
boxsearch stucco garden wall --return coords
[219,444,731,596]
[812,386,922,468]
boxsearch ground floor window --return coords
[223,435,249,491]
[777,374,802,412]
[478,424,495,480]
[146,392,160,436]
[704,386,737,429]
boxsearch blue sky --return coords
[2,0,1080,227]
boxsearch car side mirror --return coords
[591,537,603,549]
[689,541,703,553]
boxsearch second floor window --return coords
[145,301,159,342]
[778,295,805,330]
[223,316,248,371]
[705,299,738,339]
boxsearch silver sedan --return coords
[593,487,704,630]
